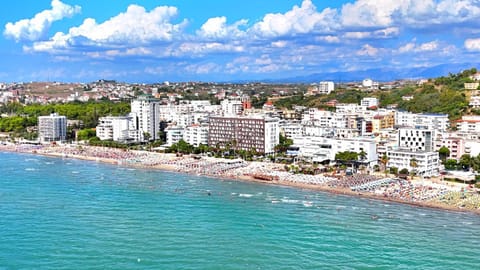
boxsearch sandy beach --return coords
[2,143,479,215]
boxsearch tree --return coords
[389,167,398,175]
[358,150,367,161]
[459,154,472,171]
[444,159,458,170]
[143,132,151,142]
[438,146,450,163]
[409,158,418,178]
[380,153,389,176]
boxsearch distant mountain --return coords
[265,63,480,83]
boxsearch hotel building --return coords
[208,115,279,154]
[38,113,67,143]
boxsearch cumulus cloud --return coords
[465,38,480,51]
[29,4,187,52]
[398,40,440,53]
[197,16,248,39]
[251,0,338,38]
[4,0,80,41]
[340,0,480,29]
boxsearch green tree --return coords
[438,146,450,163]
[444,159,458,170]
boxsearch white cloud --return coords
[251,0,338,38]
[197,16,247,39]
[357,44,379,56]
[465,38,480,51]
[29,4,187,52]
[4,0,80,41]
[398,40,440,53]
[340,0,480,29]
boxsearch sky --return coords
[1,0,480,83]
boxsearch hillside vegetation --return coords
[274,68,477,121]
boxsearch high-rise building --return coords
[38,113,67,143]
[131,95,160,142]
[208,115,279,154]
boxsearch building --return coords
[456,115,480,133]
[469,96,480,108]
[131,95,161,142]
[395,111,450,131]
[398,128,435,152]
[464,82,479,90]
[318,81,335,94]
[360,97,379,108]
[183,123,209,147]
[386,149,440,177]
[292,136,378,166]
[435,136,465,160]
[208,115,279,154]
[221,98,243,116]
[38,113,67,143]
[96,116,139,142]
[165,125,185,146]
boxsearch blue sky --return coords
[1,0,480,83]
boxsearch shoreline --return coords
[2,144,479,216]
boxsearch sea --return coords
[1,151,479,269]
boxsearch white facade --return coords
[221,98,243,116]
[280,122,303,139]
[469,96,480,108]
[165,126,185,146]
[293,136,378,165]
[398,128,435,152]
[318,81,335,94]
[387,149,440,177]
[264,118,280,154]
[131,96,160,141]
[336,103,367,114]
[360,97,379,108]
[456,115,480,133]
[96,116,139,142]
[38,113,67,143]
[183,124,209,147]
[395,111,450,131]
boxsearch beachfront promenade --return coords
[2,143,480,212]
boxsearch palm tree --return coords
[380,153,389,177]
[409,158,418,179]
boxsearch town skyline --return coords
[2,0,480,83]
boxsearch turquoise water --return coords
[1,152,479,269]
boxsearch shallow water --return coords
[1,152,479,269]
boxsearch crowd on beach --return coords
[2,142,480,212]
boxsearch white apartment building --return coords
[336,103,367,114]
[280,122,303,139]
[208,115,279,154]
[183,124,209,147]
[360,97,379,108]
[96,116,140,142]
[38,113,67,143]
[293,136,378,166]
[398,128,435,152]
[318,81,335,94]
[131,95,161,142]
[456,115,480,133]
[165,126,185,146]
[221,98,243,116]
[386,149,440,177]
[469,96,480,108]
[395,111,450,131]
